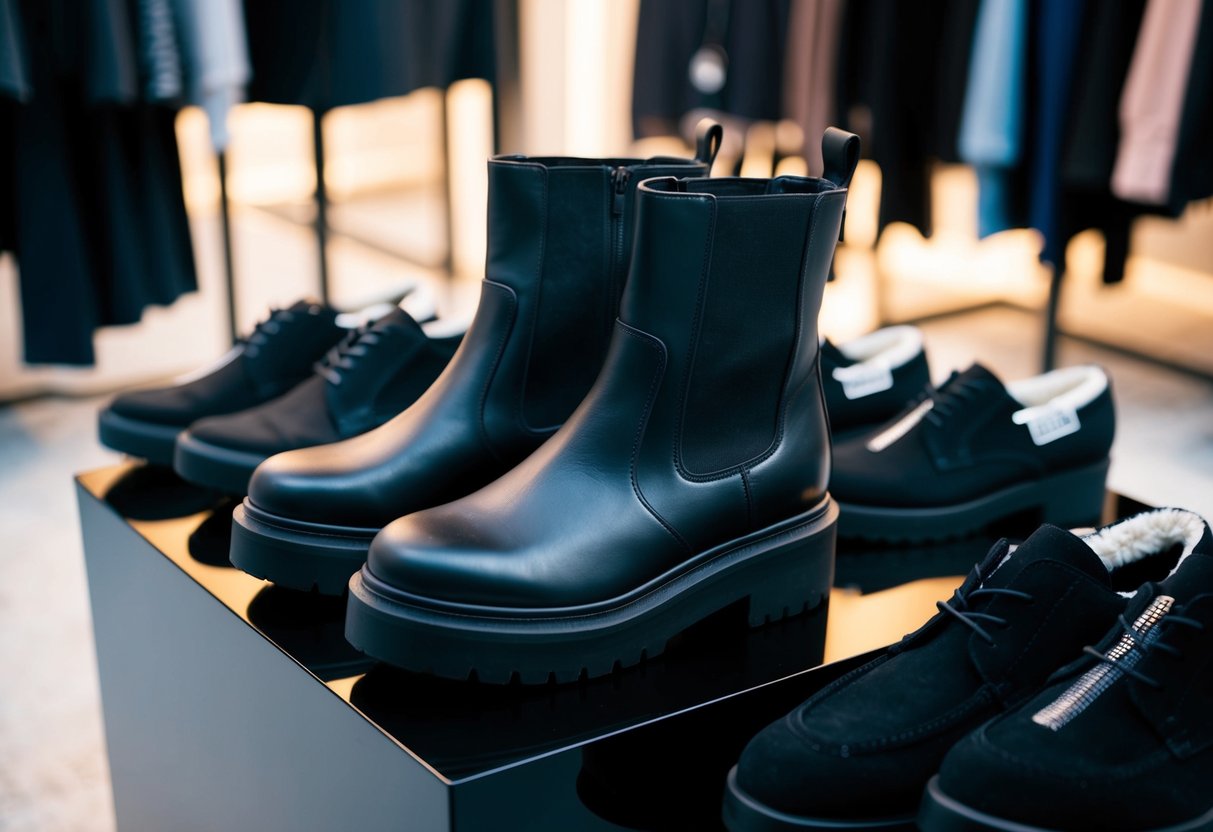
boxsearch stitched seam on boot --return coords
[513,166,552,436]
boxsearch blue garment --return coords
[958,0,1027,237]
[1029,0,1087,267]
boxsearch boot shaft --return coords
[478,130,719,443]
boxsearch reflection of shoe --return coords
[244,587,374,681]
[833,364,1115,543]
[724,509,1209,832]
[228,134,718,595]
[98,300,342,464]
[347,132,859,684]
[821,326,930,439]
[174,309,462,495]
[921,512,1213,832]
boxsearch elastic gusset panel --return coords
[679,197,814,475]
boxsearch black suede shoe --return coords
[821,326,930,439]
[98,300,342,465]
[832,364,1115,542]
[173,308,463,495]
[922,510,1213,832]
[723,509,1206,832]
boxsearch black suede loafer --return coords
[98,300,342,464]
[821,326,930,439]
[723,508,1205,832]
[832,364,1115,542]
[921,509,1213,832]
[174,308,462,495]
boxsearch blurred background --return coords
[1,1,1211,829]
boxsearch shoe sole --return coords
[722,766,916,831]
[836,459,1109,543]
[97,409,182,465]
[173,432,266,495]
[918,776,1213,832]
[344,498,838,685]
[229,500,378,595]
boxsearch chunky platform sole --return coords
[837,458,1109,543]
[918,776,1213,832]
[723,767,915,831]
[229,500,378,594]
[345,498,838,685]
[97,409,182,465]
[173,432,266,495]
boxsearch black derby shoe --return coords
[173,308,461,495]
[98,300,341,464]
[821,325,930,440]
[724,508,1210,831]
[345,130,863,684]
[921,510,1213,832]
[833,363,1115,543]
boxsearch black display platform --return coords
[76,463,1141,831]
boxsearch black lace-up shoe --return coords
[98,300,342,464]
[173,308,463,495]
[832,364,1115,542]
[921,510,1213,832]
[821,326,930,439]
[723,508,1204,832]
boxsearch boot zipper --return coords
[609,166,631,313]
[1031,595,1173,731]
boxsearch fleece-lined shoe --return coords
[832,364,1114,542]
[821,326,930,439]
[173,309,463,495]
[722,508,1203,832]
[98,300,342,465]
[921,509,1213,832]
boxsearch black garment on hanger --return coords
[632,0,790,139]
[1168,0,1213,214]
[2,0,195,365]
[243,0,495,110]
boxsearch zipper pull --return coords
[612,166,631,215]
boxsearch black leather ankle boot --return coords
[345,129,861,683]
[228,124,723,594]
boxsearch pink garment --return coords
[1111,0,1203,205]
[783,0,844,176]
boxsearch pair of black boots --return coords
[725,507,1213,832]
[226,123,863,683]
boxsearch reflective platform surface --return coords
[77,463,1142,831]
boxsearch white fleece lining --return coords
[1007,365,1107,423]
[1082,508,1207,573]
[835,325,924,370]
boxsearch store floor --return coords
[2,287,1211,829]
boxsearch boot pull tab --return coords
[694,119,724,171]
[822,127,860,190]
[822,127,860,244]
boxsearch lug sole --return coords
[344,498,838,685]
[723,767,916,831]
[173,432,266,495]
[836,458,1109,543]
[918,777,1213,832]
[229,500,378,595]
[97,409,182,465]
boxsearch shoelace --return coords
[936,566,1036,645]
[921,371,994,429]
[1082,612,1205,689]
[315,322,389,386]
[242,308,299,358]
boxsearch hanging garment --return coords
[243,0,494,112]
[3,0,196,365]
[1111,0,1203,205]
[632,0,790,139]
[783,0,843,175]
[170,0,249,150]
[1167,0,1213,213]
[958,0,1028,238]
